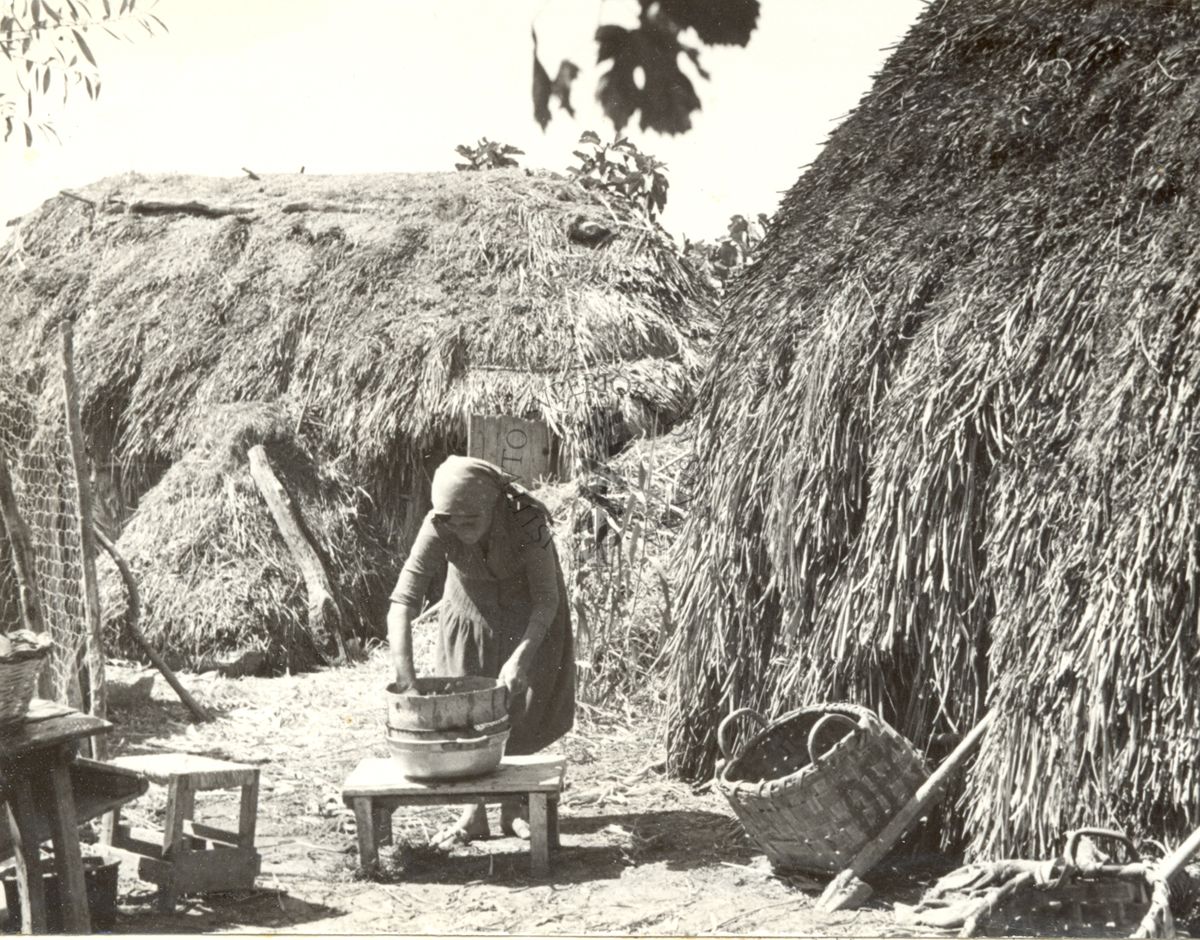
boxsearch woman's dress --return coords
[390,492,574,754]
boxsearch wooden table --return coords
[342,755,565,877]
[0,700,112,934]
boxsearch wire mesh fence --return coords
[0,381,91,709]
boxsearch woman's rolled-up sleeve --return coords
[389,513,446,611]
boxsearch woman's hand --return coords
[498,653,531,699]
[394,664,418,693]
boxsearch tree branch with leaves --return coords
[684,212,769,292]
[1,0,165,146]
[533,0,760,136]
[569,130,669,222]
[454,137,524,171]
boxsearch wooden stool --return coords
[99,754,261,913]
[342,755,565,878]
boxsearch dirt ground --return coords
[18,643,946,936]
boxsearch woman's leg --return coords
[432,801,489,847]
[500,800,530,839]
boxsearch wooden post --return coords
[351,797,378,873]
[247,444,359,663]
[157,778,191,913]
[5,777,48,934]
[45,752,92,933]
[238,773,261,848]
[529,792,551,878]
[59,321,107,758]
[0,457,47,637]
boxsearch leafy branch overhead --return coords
[570,130,669,222]
[1,0,166,147]
[531,27,579,131]
[532,0,760,136]
[454,138,524,171]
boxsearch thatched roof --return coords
[97,402,393,672]
[668,0,1200,857]
[0,169,714,532]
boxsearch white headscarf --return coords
[430,455,554,521]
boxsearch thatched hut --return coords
[668,0,1200,858]
[0,169,712,539]
[1,168,712,669]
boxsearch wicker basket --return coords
[714,702,928,874]
[0,643,50,727]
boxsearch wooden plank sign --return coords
[467,416,552,486]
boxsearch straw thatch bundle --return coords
[96,402,393,672]
[668,0,1200,857]
[0,169,713,539]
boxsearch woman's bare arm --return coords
[387,515,443,690]
[499,540,560,694]
[388,601,420,690]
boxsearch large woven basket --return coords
[0,642,50,727]
[715,702,928,874]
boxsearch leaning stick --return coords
[818,709,997,913]
[94,528,212,723]
[1131,823,1200,940]
[61,320,107,754]
[247,444,360,664]
[1153,824,1200,887]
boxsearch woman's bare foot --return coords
[500,801,530,840]
[431,802,489,849]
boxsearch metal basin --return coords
[386,676,507,732]
[385,724,510,780]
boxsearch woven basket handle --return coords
[807,713,859,768]
[1063,828,1141,869]
[717,708,769,762]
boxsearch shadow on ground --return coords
[106,698,241,758]
[112,888,343,934]
[354,808,753,889]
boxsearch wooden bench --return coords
[98,753,261,913]
[342,755,565,877]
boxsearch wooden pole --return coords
[60,320,107,758]
[1130,822,1200,940]
[247,444,360,664]
[93,527,212,723]
[0,456,47,636]
[1155,823,1200,884]
[818,709,997,913]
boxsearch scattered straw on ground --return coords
[88,643,909,937]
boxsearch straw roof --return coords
[668,0,1200,857]
[97,402,394,672]
[0,169,714,532]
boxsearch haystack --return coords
[668,0,1200,858]
[0,169,714,544]
[97,402,393,672]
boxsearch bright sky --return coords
[1,0,926,241]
